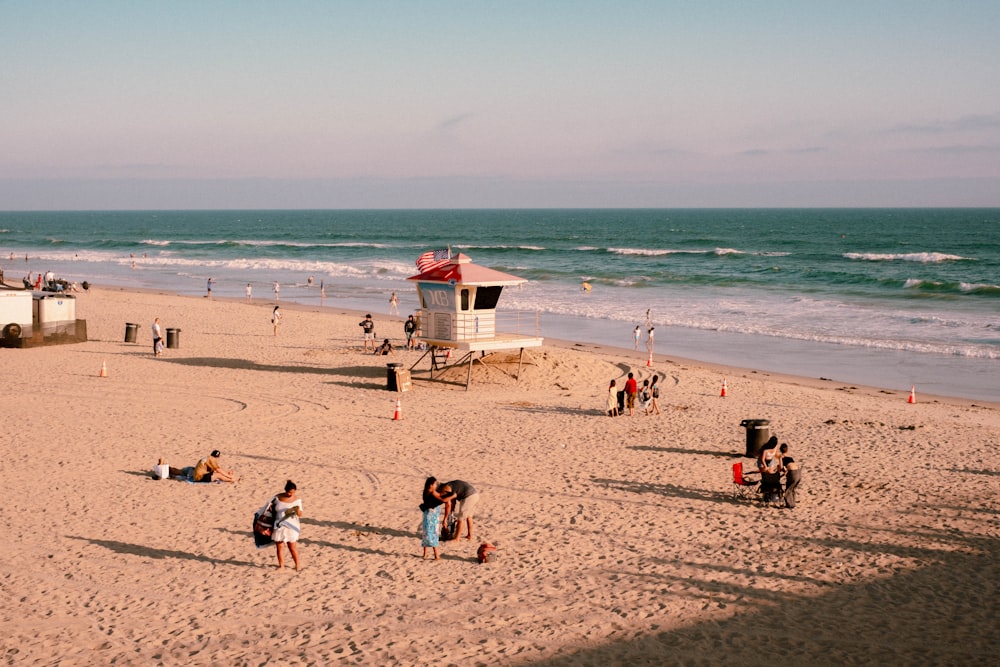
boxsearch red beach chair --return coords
[732,462,759,500]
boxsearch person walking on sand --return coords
[359,314,376,352]
[646,326,655,354]
[152,317,164,356]
[419,477,448,560]
[633,325,641,350]
[389,291,399,315]
[271,305,282,336]
[272,480,303,570]
[607,379,619,416]
[245,283,252,303]
[273,281,280,302]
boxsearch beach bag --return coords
[253,497,277,548]
[440,513,459,541]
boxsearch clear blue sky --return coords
[2,1,998,209]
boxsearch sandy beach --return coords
[1,286,997,666]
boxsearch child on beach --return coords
[419,477,448,560]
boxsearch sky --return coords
[1,1,999,209]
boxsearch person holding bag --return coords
[271,480,303,570]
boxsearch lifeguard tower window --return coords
[473,286,503,310]
[461,289,470,311]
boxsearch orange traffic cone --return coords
[720,378,727,398]
[392,398,402,421]
[908,386,916,404]
[99,360,108,378]
[646,352,652,367]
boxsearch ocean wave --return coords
[609,247,701,256]
[844,251,971,263]
[902,278,999,296]
[455,244,546,252]
[960,282,1000,295]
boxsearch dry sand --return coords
[1,287,997,666]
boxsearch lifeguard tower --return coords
[407,252,543,389]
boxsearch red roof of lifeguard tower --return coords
[407,253,526,286]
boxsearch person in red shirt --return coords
[624,372,638,416]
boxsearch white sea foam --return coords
[609,247,699,256]
[844,252,970,263]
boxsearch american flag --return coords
[416,248,450,272]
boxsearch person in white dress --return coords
[271,480,303,571]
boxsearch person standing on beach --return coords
[206,277,213,298]
[419,477,447,560]
[780,444,802,509]
[648,374,662,415]
[607,379,619,416]
[624,372,638,416]
[273,281,280,302]
[646,326,655,354]
[272,480,303,571]
[389,291,399,315]
[245,283,252,303]
[440,480,480,541]
[359,314,376,352]
[151,317,164,356]
[633,325,641,350]
[404,314,417,350]
[320,280,326,301]
[271,306,282,336]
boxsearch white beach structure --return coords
[406,253,543,389]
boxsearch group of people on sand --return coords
[607,371,661,417]
[419,477,481,560]
[756,436,802,508]
[358,312,421,354]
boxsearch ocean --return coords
[2,208,998,401]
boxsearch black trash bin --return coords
[386,362,403,391]
[166,328,180,349]
[124,322,138,343]
[739,419,771,458]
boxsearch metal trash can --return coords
[124,322,138,343]
[166,327,180,349]
[739,419,771,458]
[386,362,403,391]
